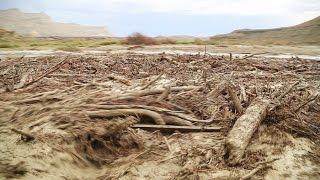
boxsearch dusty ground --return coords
[0,50,319,179]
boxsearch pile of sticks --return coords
[0,53,319,168]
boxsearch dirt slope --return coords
[0,8,112,37]
[210,16,320,45]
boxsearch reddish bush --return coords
[124,32,156,45]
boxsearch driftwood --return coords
[295,93,319,112]
[47,74,92,78]
[22,56,69,88]
[225,97,270,165]
[82,104,211,123]
[131,124,221,132]
[107,74,131,86]
[208,81,226,98]
[240,52,267,60]
[101,86,201,101]
[275,80,301,102]
[1,72,31,93]
[269,80,301,111]
[240,85,248,103]
[240,164,271,180]
[141,72,164,90]
[13,72,30,90]
[87,109,166,125]
[209,81,243,113]
[11,128,35,142]
[226,83,243,113]
[82,104,173,113]
[163,115,193,126]
[2,52,320,179]
[156,86,171,101]
[165,111,213,123]
[164,101,192,113]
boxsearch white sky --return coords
[0,0,319,36]
[70,0,319,21]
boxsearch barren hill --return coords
[210,16,320,45]
[0,8,112,37]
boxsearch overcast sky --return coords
[0,0,319,36]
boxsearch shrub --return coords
[124,32,156,45]
[193,38,206,45]
[157,38,177,44]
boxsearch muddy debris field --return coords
[0,52,319,179]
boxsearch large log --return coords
[225,97,270,165]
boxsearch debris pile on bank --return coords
[0,53,319,179]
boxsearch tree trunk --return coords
[225,97,270,165]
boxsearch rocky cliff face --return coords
[0,8,112,37]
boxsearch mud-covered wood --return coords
[225,97,270,165]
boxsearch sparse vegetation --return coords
[0,43,19,48]
[124,32,157,45]
[99,40,118,46]
[0,28,124,49]
[157,38,177,44]
[193,38,206,45]
[56,46,82,52]
[1,15,319,51]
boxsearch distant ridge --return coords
[0,8,112,37]
[210,16,320,45]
